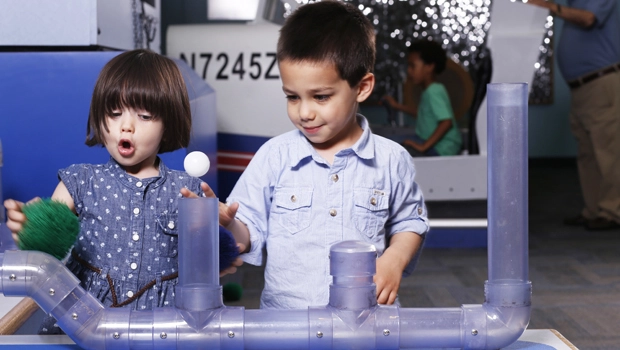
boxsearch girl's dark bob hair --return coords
[85,49,191,153]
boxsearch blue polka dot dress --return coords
[39,157,203,334]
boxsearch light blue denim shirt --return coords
[227,115,429,309]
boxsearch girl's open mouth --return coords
[118,139,135,156]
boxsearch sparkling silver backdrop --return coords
[286,0,554,105]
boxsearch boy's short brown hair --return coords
[277,0,375,87]
[86,49,191,153]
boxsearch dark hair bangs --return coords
[103,65,170,120]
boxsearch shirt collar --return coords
[105,156,168,189]
[289,114,375,167]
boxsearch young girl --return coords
[3,49,238,334]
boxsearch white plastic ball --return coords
[184,151,210,177]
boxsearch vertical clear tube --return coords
[178,197,219,287]
[487,83,529,283]
[176,197,222,314]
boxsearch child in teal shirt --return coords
[384,40,462,156]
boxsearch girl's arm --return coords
[51,181,76,212]
[374,231,423,304]
[405,119,453,153]
[383,95,418,117]
[4,181,75,243]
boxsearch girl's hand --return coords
[180,182,240,228]
[4,197,41,243]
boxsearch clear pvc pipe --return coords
[0,83,532,349]
[175,198,223,319]
[487,83,529,283]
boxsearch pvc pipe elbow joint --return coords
[462,281,532,349]
[1,250,80,304]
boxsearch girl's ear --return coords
[426,62,436,76]
[356,73,375,103]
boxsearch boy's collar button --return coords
[136,181,143,188]
[332,174,339,182]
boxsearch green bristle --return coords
[222,282,243,302]
[18,199,80,260]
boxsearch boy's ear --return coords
[356,73,375,102]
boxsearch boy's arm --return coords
[405,119,452,152]
[374,231,423,305]
[224,211,251,254]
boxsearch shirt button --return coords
[130,262,138,270]
[370,197,377,206]
[329,209,337,217]
[132,234,140,241]
[126,291,134,298]
[418,207,423,215]
[332,174,339,182]
[168,221,175,229]
[133,208,140,215]
[291,195,297,202]
[136,181,143,188]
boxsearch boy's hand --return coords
[4,198,41,243]
[180,182,240,228]
[374,253,403,305]
[374,232,422,305]
[219,243,246,277]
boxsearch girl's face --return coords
[407,52,435,88]
[103,107,164,177]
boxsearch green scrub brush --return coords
[18,198,80,260]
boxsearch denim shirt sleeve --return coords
[226,141,280,266]
[384,145,429,277]
[385,148,429,237]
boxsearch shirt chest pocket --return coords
[272,188,313,234]
[353,188,390,239]
[156,213,179,257]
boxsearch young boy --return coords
[383,40,462,157]
[214,1,429,309]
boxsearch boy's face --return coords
[407,52,435,86]
[280,60,373,152]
